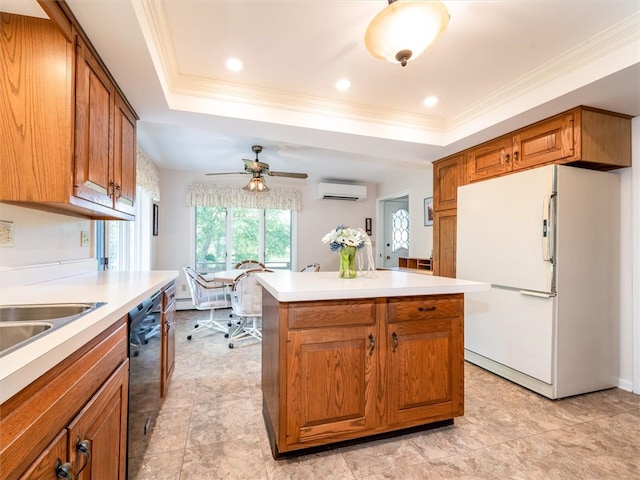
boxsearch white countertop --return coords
[0,270,178,404]
[256,270,489,302]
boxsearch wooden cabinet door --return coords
[512,112,575,170]
[19,430,68,480]
[161,283,177,397]
[113,94,136,215]
[433,153,464,211]
[467,136,513,182]
[386,314,464,426]
[433,210,457,278]
[286,325,378,447]
[161,304,176,397]
[0,13,73,205]
[66,361,128,480]
[74,36,114,210]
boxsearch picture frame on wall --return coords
[153,204,159,236]
[424,197,433,226]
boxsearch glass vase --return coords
[339,246,357,278]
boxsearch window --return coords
[195,206,293,272]
[391,208,409,252]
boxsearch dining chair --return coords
[300,263,320,272]
[233,259,265,270]
[227,268,272,348]
[183,266,233,340]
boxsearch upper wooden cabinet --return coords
[433,153,465,211]
[466,107,631,183]
[432,105,631,279]
[0,8,137,220]
[74,36,136,217]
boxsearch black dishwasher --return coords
[127,291,162,476]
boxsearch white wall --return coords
[153,169,377,297]
[376,164,434,260]
[0,203,92,268]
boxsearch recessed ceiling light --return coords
[423,96,439,107]
[336,79,351,91]
[226,57,243,72]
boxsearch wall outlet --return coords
[80,230,90,247]
[0,221,14,246]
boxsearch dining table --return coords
[206,269,250,285]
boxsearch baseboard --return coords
[616,378,634,393]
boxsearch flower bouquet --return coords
[322,225,369,278]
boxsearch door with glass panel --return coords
[383,197,409,269]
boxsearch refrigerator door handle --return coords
[542,196,551,261]
[519,290,556,298]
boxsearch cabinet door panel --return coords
[387,318,463,425]
[74,38,114,209]
[18,430,68,480]
[67,361,128,480]
[433,210,456,278]
[286,326,377,447]
[513,113,575,170]
[467,137,512,182]
[161,301,176,398]
[433,154,464,211]
[113,94,136,215]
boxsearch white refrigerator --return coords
[457,164,619,399]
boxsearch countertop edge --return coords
[0,270,178,404]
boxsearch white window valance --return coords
[187,183,301,211]
[136,149,161,201]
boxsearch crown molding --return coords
[446,12,640,130]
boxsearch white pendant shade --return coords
[365,0,449,66]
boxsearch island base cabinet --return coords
[286,326,379,448]
[262,292,465,457]
[387,317,464,426]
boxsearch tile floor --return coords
[129,309,640,479]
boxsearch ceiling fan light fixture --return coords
[365,0,449,67]
[244,175,269,193]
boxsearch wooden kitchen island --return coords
[255,270,489,458]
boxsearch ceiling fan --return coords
[206,145,308,192]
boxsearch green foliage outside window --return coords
[195,206,292,271]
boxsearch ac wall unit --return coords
[317,182,367,201]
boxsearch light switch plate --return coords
[0,221,14,246]
[80,230,90,247]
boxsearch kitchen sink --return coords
[0,323,52,352]
[0,303,98,322]
[0,302,106,357]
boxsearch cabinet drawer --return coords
[287,299,376,329]
[387,295,462,323]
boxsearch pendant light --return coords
[244,174,269,192]
[365,0,450,67]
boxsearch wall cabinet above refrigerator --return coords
[432,105,632,278]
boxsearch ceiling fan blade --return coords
[204,171,248,176]
[267,171,308,179]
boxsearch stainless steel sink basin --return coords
[0,303,96,322]
[0,302,106,357]
[0,323,52,352]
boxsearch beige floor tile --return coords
[131,309,640,480]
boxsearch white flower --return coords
[322,225,369,251]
